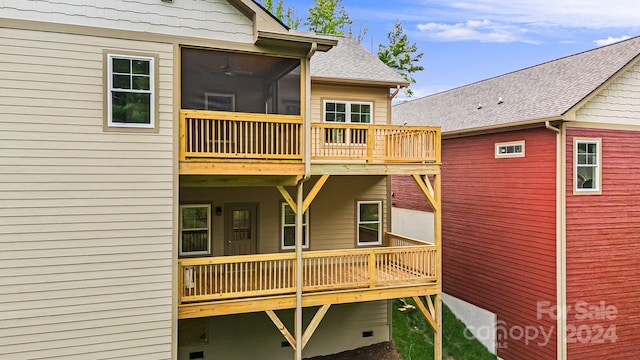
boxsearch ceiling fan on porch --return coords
[221,58,254,76]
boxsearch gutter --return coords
[442,116,563,139]
[257,30,336,52]
[545,120,560,133]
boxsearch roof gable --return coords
[229,0,288,33]
[310,36,408,87]
[393,36,640,133]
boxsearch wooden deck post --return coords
[295,182,304,360]
[434,173,442,360]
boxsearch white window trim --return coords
[107,53,156,129]
[281,203,309,250]
[573,138,602,195]
[357,200,382,246]
[323,100,373,124]
[323,100,373,146]
[179,204,211,256]
[495,140,525,158]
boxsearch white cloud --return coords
[393,84,453,103]
[440,0,640,29]
[413,0,640,43]
[594,36,631,46]
[417,19,522,43]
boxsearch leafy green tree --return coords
[348,21,368,43]
[304,0,352,35]
[378,20,424,96]
[262,0,300,29]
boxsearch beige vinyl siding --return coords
[0,0,254,43]
[576,61,640,125]
[0,28,174,359]
[311,83,391,125]
[178,301,390,360]
[179,175,388,254]
[310,176,388,250]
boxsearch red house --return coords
[392,35,640,360]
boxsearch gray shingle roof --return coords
[393,36,640,133]
[311,35,408,86]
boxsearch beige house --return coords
[0,1,442,359]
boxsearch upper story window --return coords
[180,204,211,256]
[495,140,525,158]
[324,101,372,124]
[281,203,309,250]
[323,100,373,145]
[357,200,382,246]
[106,53,157,130]
[574,138,601,194]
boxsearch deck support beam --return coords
[302,174,329,213]
[412,296,437,331]
[412,174,438,211]
[277,185,298,213]
[302,304,331,350]
[276,175,330,215]
[265,304,332,355]
[266,310,297,351]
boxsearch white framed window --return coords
[107,53,156,129]
[574,138,601,194]
[495,140,525,158]
[281,203,309,250]
[357,200,382,246]
[180,204,211,256]
[323,100,372,145]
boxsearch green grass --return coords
[392,298,497,360]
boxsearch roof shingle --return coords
[393,36,640,133]
[311,35,408,86]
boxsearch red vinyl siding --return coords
[442,128,557,359]
[392,175,431,212]
[566,127,640,359]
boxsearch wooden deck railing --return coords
[180,110,303,160]
[178,234,437,304]
[310,123,438,163]
[179,110,439,163]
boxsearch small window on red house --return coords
[495,140,525,158]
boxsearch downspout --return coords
[559,122,567,360]
[546,120,566,359]
[295,42,316,360]
[303,43,317,180]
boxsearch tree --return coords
[377,20,424,96]
[348,21,368,43]
[304,0,352,35]
[262,0,300,29]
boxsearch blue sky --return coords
[282,0,640,100]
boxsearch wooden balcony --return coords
[179,110,440,177]
[178,233,439,319]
